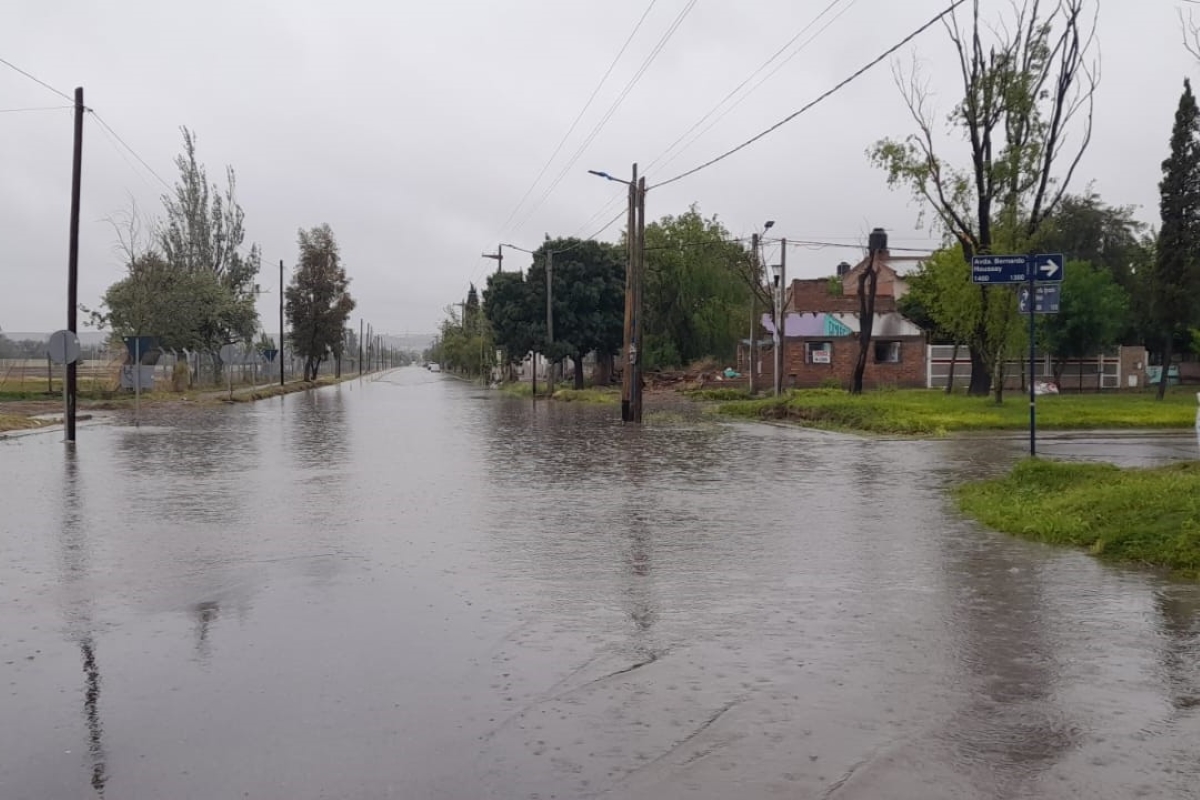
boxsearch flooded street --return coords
[1,368,1197,799]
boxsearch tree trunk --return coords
[967,345,991,396]
[945,342,960,394]
[573,353,585,390]
[991,351,1006,405]
[851,250,879,394]
[1157,340,1174,400]
[594,352,613,386]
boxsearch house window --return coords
[874,341,902,364]
[806,341,832,364]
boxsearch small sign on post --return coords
[46,330,80,442]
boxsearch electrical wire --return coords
[0,105,72,113]
[88,110,173,191]
[495,0,660,237]
[650,0,969,190]
[0,56,73,102]
[508,0,699,234]
[645,0,854,174]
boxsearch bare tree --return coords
[871,0,1099,401]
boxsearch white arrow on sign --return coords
[1038,259,1060,278]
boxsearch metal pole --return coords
[279,259,285,386]
[1028,262,1036,457]
[66,87,84,443]
[620,164,637,421]
[134,337,140,425]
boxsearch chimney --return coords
[868,227,888,253]
[836,261,851,277]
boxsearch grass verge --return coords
[684,387,753,401]
[551,387,620,403]
[0,414,50,433]
[717,388,1199,436]
[956,458,1200,577]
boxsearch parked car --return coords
[428,362,442,373]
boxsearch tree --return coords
[1150,79,1200,399]
[1035,191,1153,344]
[870,0,1098,401]
[1039,260,1129,386]
[527,238,624,389]
[483,271,539,375]
[640,207,754,369]
[158,127,261,353]
[286,225,356,381]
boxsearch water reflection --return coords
[937,531,1078,793]
[1154,587,1200,712]
[58,447,107,797]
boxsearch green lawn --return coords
[957,458,1200,578]
[552,387,620,403]
[717,388,1199,436]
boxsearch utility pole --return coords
[545,246,554,388]
[775,238,787,395]
[65,87,84,444]
[359,319,364,375]
[631,175,646,422]
[621,164,638,422]
[482,245,504,273]
[749,233,759,395]
[279,259,285,386]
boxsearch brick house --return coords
[744,230,931,390]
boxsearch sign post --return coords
[971,253,1063,457]
[47,330,81,443]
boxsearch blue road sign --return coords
[1030,253,1064,282]
[970,255,1030,284]
[1018,284,1061,314]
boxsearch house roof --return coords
[763,311,922,338]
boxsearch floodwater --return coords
[1,368,1197,799]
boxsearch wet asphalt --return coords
[1,368,1197,799]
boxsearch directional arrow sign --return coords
[1033,253,1064,282]
[1018,284,1061,314]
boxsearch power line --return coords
[0,56,74,102]
[508,0,698,234]
[0,105,73,113]
[496,0,660,236]
[645,0,854,173]
[88,110,173,191]
[650,0,969,190]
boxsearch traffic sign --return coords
[971,253,1066,284]
[1018,284,1061,314]
[1031,253,1064,282]
[970,255,1030,284]
[46,330,80,365]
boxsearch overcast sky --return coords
[2,0,1193,336]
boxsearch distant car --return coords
[428,362,442,373]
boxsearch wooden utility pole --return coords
[631,175,646,422]
[279,260,285,386]
[749,233,758,395]
[65,87,84,444]
[776,238,787,395]
[620,164,638,422]
[482,245,504,273]
[545,247,554,387]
